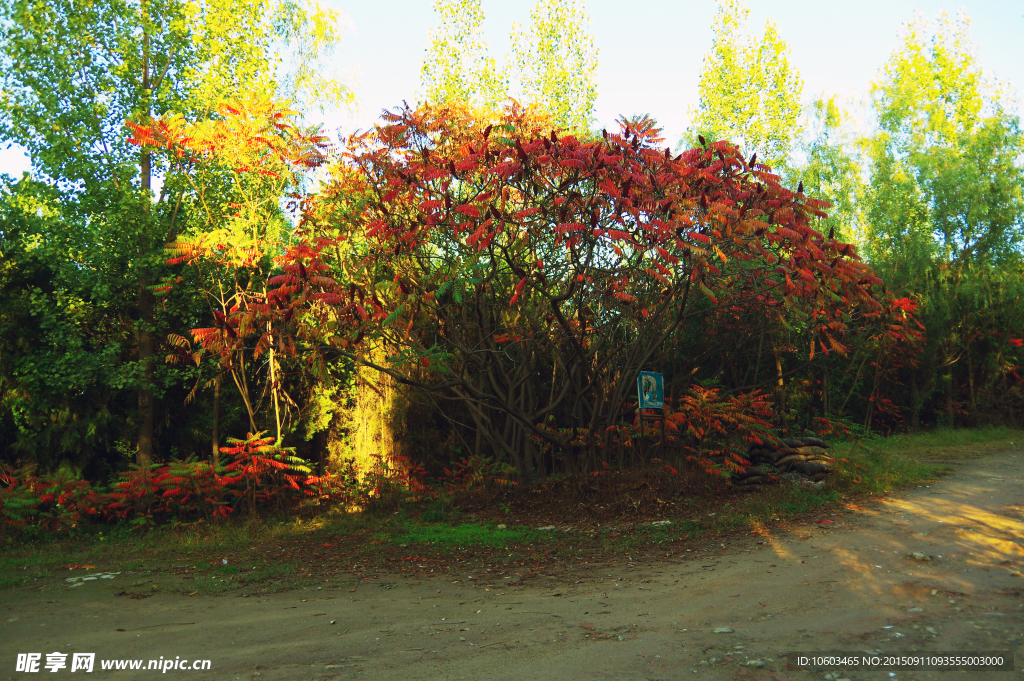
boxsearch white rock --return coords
[536,526,557,531]
[712,627,734,633]
[908,552,932,562]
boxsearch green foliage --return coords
[0,0,350,470]
[861,11,1024,428]
[271,0,356,114]
[866,11,1024,266]
[420,0,507,112]
[687,0,803,164]
[793,97,864,243]
[420,0,598,132]
[509,0,598,132]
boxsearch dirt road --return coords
[3,450,1023,681]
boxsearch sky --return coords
[1,0,1022,175]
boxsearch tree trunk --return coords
[909,371,921,429]
[212,375,221,468]
[136,265,155,469]
[270,339,281,444]
[946,369,954,429]
[966,346,978,426]
[822,369,830,418]
[135,24,155,470]
[774,347,786,435]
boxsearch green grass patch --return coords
[393,522,546,549]
[186,562,301,595]
[237,562,296,585]
[0,575,29,589]
[0,551,72,589]
[852,426,1024,461]
[0,554,61,571]
[821,426,1023,495]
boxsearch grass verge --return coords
[1,427,1016,591]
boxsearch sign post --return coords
[637,371,664,409]
[637,372,664,457]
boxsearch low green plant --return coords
[420,498,452,523]
[237,562,296,585]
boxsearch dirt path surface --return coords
[3,450,1023,681]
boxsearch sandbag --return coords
[747,447,776,463]
[737,465,773,479]
[794,461,830,476]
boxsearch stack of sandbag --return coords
[733,436,833,487]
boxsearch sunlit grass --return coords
[855,426,1024,460]
[822,425,1023,495]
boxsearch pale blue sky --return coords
[1,0,1022,175]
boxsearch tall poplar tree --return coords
[509,0,598,132]
[420,0,507,112]
[687,0,803,165]
[420,0,598,131]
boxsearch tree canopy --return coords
[0,2,1022,508]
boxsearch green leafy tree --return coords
[420,0,598,133]
[794,97,865,243]
[420,0,507,112]
[867,11,1023,266]
[0,0,347,469]
[863,11,1024,427]
[509,0,598,132]
[687,0,803,165]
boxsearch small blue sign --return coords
[637,371,664,409]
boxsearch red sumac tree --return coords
[171,101,882,476]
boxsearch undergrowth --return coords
[1,426,1016,594]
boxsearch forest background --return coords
[0,0,1022,526]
